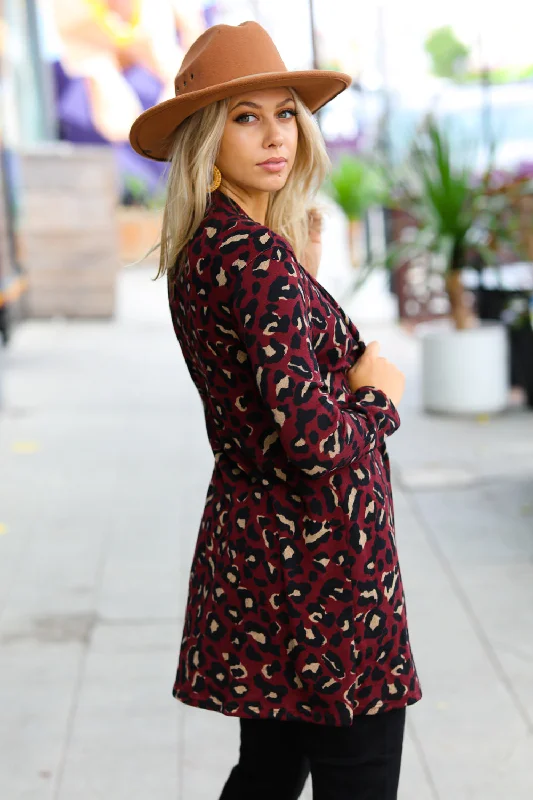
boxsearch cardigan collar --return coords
[210,188,260,224]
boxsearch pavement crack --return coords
[406,717,441,800]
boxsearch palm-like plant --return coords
[387,118,517,329]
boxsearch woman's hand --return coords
[347,341,405,408]
[302,207,323,278]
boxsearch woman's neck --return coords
[218,182,269,226]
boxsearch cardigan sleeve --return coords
[230,242,400,479]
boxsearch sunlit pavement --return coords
[0,250,532,799]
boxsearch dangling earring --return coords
[209,165,221,193]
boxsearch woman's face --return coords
[216,87,298,194]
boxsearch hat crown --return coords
[130,21,351,161]
[174,21,287,96]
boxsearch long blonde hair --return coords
[157,89,331,280]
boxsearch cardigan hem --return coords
[173,686,423,727]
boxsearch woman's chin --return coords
[258,172,290,191]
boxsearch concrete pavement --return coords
[0,258,532,799]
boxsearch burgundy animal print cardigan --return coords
[167,188,422,726]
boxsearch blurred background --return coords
[0,1,532,798]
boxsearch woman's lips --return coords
[258,160,287,173]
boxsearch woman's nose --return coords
[264,120,284,148]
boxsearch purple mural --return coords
[49,1,221,203]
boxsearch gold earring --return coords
[209,165,221,193]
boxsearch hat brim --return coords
[129,70,351,161]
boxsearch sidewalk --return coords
[1,263,532,800]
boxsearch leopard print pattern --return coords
[168,189,422,726]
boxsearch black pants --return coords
[219,707,406,800]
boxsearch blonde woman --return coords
[130,21,421,800]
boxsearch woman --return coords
[130,20,422,800]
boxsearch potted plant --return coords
[386,118,525,414]
[325,154,388,290]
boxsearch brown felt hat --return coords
[129,20,352,162]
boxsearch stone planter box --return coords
[17,143,120,318]
[117,206,163,266]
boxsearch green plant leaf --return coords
[324,155,389,221]
[387,119,501,272]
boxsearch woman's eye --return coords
[235,113,256,123]
[235,109,296,123]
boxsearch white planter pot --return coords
[421,321,509,414]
